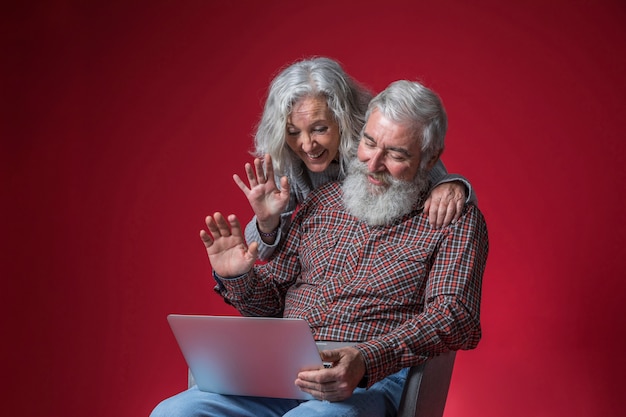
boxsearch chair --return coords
[188,350,456,417]
[397,351,456,417]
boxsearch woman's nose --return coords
[300,133,314,151]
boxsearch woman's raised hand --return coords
[233,154,290,234]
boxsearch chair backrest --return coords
[397,351,456,417]
[188,350,456,417]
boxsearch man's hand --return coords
[199,212,257,277]
[295,347,366,402]
[233,154,290,234]
[424,181,466,228]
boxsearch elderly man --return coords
[151,80,489,417]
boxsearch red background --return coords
[2,1,625,416]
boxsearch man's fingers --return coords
[319,349,341,363]
[204,214,220,236]
[295,373,346,402]
[212,212,231,236]
[247,241,259,259]
[199,229,213,249]
[226,214,242,238]
[203,213,247,248]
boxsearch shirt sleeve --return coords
[428,159,478,205]
[212,268,286,317]
[354,204,489,385]
[215,217,304,316]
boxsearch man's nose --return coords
[367,149,385,172]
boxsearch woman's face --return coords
[285,96,341,173]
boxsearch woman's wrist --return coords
[256,217,280,234]
[257,220,279,243]
[258,227,278,239]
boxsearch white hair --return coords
[253,57,372,178]
[342,159,429,226]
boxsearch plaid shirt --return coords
[216,181,489,385]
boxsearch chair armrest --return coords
[396,351,456,417]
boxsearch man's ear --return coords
[425,148,444,171]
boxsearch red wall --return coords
[2,1,625,416]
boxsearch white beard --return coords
[342,159,429,226]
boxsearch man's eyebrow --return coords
[363,132,412,158]
[388,147,412,158]
[363,132,375,142]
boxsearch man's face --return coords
[357,109,423,189]
[344,109,433,226]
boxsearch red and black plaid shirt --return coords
[216,181,489,385]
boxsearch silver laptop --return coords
[167,314,352,400]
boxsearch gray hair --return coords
[254,57,373,177]
[364,80,447,170]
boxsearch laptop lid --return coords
[167,314,324,400]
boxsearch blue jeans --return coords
[150,368,407,417]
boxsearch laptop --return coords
[167,314,354,400]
